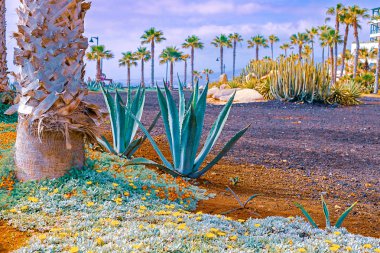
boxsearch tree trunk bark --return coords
[256,45,259,61]
[330,46,335,85]
[151,41,154,88]
[184,59,187,86]
[374,38,380,94]
[233,40,236,78]
[170,61,174,90]
[340,24,349,77]
[96,59,101,82]
[220,46,224,75]
[311,41,314,62]
[334,18,339,83]
[353,24,360,79]
[141,59,145,87]
[322,47,325,64]
[127,66,131,86]
[271,43,274,59]
[299,46,302,61]
[0,0,8,92]
[285,49,287,57]
[191,47,194,89]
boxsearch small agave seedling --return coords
[127,78,250,178]
[221,186,260,215]
[97,85,160,158]
[295,195,358,229]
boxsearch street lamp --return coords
[216,58,226,74]
[89,36,99,46]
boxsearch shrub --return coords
[326,81,362,106]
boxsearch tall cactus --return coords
[0,0,8,92]
[8,0,101,181]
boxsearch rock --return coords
[232,89,264,103]
[207,87,219,98]
[219,74,228,84]
[213,89,236,100]
[219,84,230,90]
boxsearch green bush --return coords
[327,81,362,106]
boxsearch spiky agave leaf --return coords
[335,202,358,228]
[321,195,331,228]
[295,202,319,228]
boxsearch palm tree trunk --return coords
[127,66,131,86]
[184,60,187,86]
[141,59,145,87]
[220,46,224,75]
[285,49,288,57]
[311,41,314,62]
[340,24,349,77]
[233,40,237,78]
[151,41,155,88]
[353,24,360,79]
[170,61,174,90]
[322,47,325,64]
[271,43,274,59]
[191,47,194,89]
[96,59,101,82]
[330,46,335,85]
[374,38,380,94]
[256,45,259,61]
[299,46,302,61]
[0,0,8,92]
[334,18,339,82]
[206,74,209,83]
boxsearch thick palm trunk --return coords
[220,46,224,75]
[271,43,274,59]
[353,25,360,79]
[311,41,314,62]
[285,49,288,57]
[0,0,8,92]
[334,18,339,82]
[206,74,209,83]
[374,38,380,94]
[11,0,100,181]
[141,60,145,87]
[330,46,335,85]
[96,59,101,81]
[127,66,131,86]
[298,46,302,61]
[232,41,236,78]
[184,60,187,86]
[151,41,154,87]
[191,47,194,89]
[170,62,174,90]
[340,25,349,77]
[255,45,259,61]
[322,47,325,64]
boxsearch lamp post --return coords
[89,36,102,80]
[216,57,226,74]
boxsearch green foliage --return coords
[295,196,358,229]
[326,81,362,106]
[354,72,375,94]
[128,80,249,179]
[86,81,102,91]
[0,103,18,123]
[98,85,159,158]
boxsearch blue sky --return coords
[5,0,376,84]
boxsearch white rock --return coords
[234,89,264,103]
[207,87,219,98]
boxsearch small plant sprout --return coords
[221,186,260,215]
[229,177,240,186]
[295,195,358,229]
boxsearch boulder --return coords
[219,74,228,84]
[234,89,264,103]
[213,88,236,100]
[219,84,230,90]
[207,87,219,98]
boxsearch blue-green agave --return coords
[127,80,249,178]
[97,85,160,158]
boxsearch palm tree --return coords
[280,43,291,57]
[141,28,166,87]
[11,0,101,180]
[375,38,380,94]
[159,46,182,89]
[290,33,309,61]
[318,25,331,64]
[302,45,313,60]
[193,70,203,82]
[135,46,151,87]
[211,34,232,75]
[268,34,280,59]
[229,33,243,78]
[340,8,353,77]
[182,35,204,89]
[320,29,342,84]
[327,3,345,81]
[180,54,190,86]
[86,45,114,82]
[202,68,214,83]
[306,27,319,61]
[247,35,268,61]
[347,5,370,78]
[119,51,137,87]
[0,0,8,92]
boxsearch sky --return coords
[5,0,377,84]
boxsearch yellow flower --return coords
[165,204,175,209]
[86,202,95,207]
[86,181,92,185]
[173,212,182,217]
[38,234,47,240]
[9,208,17,213]
[69,246,79,253]
[298,248,306,253]
[217,231,226,236]
[254,224,261,228]
[124,191,130,197]
[363,244,372,249]
[229,235,238,241]
[96,170,102,173]
[114,198,122,205]
[238,219,245,223]
[96,237,104,246]
[329,244,340,252]
[374,248,380,253]
[20,206,28,211]
[112,183,119,187]
[346,246,352,251]
[177,218,183,222]
[196,211,203,215]
[325,240,332,244]
[195,217,202,221]
[177,223,187,230]
[53,188,59,194]
[110,220,120,226]
[146,193,151,196]
[333,231,341,236]
[27,197,39,203]
[226,217,233,221]
[93,228,101,232]
[40,187,48,191]
[132,244,142,249]
[139,205,147,210]
[209,228,219,233]
[289,240,293,246]
[205,232,216,239]
[141,197,147,201]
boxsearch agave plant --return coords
[97,85,160,158]
[128,79,249,178]
[295,196,357,229]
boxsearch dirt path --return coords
[0,221,31,253]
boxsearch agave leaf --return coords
[243,194,260,208]
[295,202,319,228]
[321,195,331,228]
[101,87,117,148]
[126,110,173,170]
[335,202,357,228]
[96,135,118,155]
[194,92,236,172]
[128,86,145,145]
[178,74,186,128]
[127,158,181,178]
[179,106,198,175]
[190,124,249,178]
[115,90,126,153]
[192,83,209,159]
